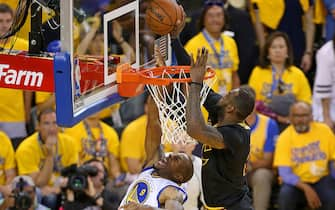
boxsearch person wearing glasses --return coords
[248,31,312,132]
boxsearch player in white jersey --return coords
[312,35,335,131]
[119,95,194,210]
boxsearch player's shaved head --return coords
[154,153,194,184]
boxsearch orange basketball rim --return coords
[116,63,216,97]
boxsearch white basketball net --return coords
[146,68,215,144]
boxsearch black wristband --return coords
[190,81,203,87]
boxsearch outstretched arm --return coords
[186,49,225,149]
[170,18,222,125]
[143,96,163,168]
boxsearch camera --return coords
[11,178,33,210]
[61,164,98,192]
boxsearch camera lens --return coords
[70,176,86,191]
[15,192,32,210]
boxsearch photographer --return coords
[61,159,118,210]
[15,109,78,209]
[0,176,49,210]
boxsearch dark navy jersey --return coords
[201,124,251,208]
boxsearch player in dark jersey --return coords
[185,49,255,210]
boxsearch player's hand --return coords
[190,48,208,83]
[154,45,166,67]
[303,184,322,209]
[170,5,186,39]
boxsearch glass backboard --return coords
[54,0,171,126]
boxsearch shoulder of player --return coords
[158,186,185,204]
[217,123,250,131]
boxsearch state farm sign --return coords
[0,53,54,92]
[0,64,44,87]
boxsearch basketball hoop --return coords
[117,64,216,144]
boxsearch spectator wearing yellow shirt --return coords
[63,113,122,182]
[251,0,314,72]
[120,114,147,175]
[274,101,335,210]
[185,1,240,96]
[0,3,32,149]
[249,31,312,131]
[15,108,78,209]
[0,3,28,50]
[0,131,16,198]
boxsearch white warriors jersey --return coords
[119,167,187,207]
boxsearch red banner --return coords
[0,53,54,92]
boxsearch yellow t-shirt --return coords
[98,104,120,119]
[15,132,78,184]
[251,0,310,29]
[63,121,119,166]
[248,65,312,104]
[1,37,28,51]
[314,0,326,24]
[120,115,147,172]
[0,88,25,122]
[0,0,53,40]
[185,32,239,95]
[35,92,53,105]
[274,122,335,183]
[249,114,276,162]
[0,131,15,185]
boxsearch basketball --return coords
[145,0,183,35]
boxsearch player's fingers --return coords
[178,5,186,20]
[204,49,208,66]
[199,47,206,67]
[190,53,194,67]
[201,47,208,66]
[196,48,201,65]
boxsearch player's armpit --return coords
[158,186,184,210]
[187,124,225,149]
